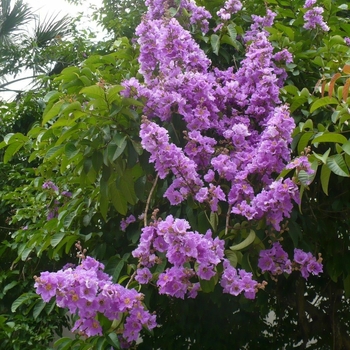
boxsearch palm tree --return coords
[0,0,72,93]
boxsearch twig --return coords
[225,204,232,235]
[144,174,159,227]
[126,262,141,289]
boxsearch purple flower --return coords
[34,256,156,340]
[217,0,242,20]
[135,268,153,284]
[294,249,309,264]
[42,181,59,192]
[303,7,329,32]
[304,0,317,8]
[120,214,136,231]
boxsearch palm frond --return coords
[33,13,71,48]
[0,0,33,44]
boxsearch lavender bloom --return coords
[303,7,329,31]
[345,37,350,46]
[42,181,59,192]
[61,190,72,197]
[304,0,317,8]
[220,260,258,299]
[120,214,136,232]
[258,244,323,280]
[135,268,153,284]
[34,256,156,343]
[217,0,242,20]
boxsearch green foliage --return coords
[2,0,350,348]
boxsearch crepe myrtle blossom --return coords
[42,180,59,192]
[120,214,136,231]
[34,256,156,344]
[303,6,329,32]
[258,242,323,279]
[217,0,242,20]
[132,215,264,299]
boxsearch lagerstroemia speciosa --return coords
[34,0,322,346]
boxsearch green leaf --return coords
[312,133,348,145]
[11,293,38,312]
[107,332,120,348]
[310,97,339,113]
[326,154,350,177]
[42,100,65,125]
[342,141,350,155]
[199,274,218,293]
[51,232,65,247]
[320,163,332,195]
[209,212,218,232]
[80,85,105,99]
[33,299,46,319]
[110,183,127,215]
[230,230,256,251]
[54,337,74,350]
[227,23,237,41]
[225,250,238,267]
[65,142,78,159]
[297,132,313,155]
[3,281,19,294]
[4,141,24,163]
[211,34,220,55]
[312,148,331,164]
[44,144,65,161]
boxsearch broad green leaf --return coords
[320,163,332,195]
[110,183,127,215]
[225,250,238,267]
[11,293,38,312]
[209,212,218,232]
[51,232,65,247]
[33,300,46,319]
[310,97,339,113]
[211,34,220,55]
[3,281,19,294]
[326,154,350,177]
[312,148,331,164]
[65,142,78,159]
[42,100,65,125]
[227,23,237,41]
[230,230,256,251]
[297,132,313,155]
[342,141,350,155]
[119,171,137,205]
[44,144,65,161]
[107,85,124,104]
[4,141,24,163]
[80,85,105,99]
[107,332,120,348]
[54,337,74,350]
[199,274,218,293]
[312,133,348,145]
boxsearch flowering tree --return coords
[2,0,350,348]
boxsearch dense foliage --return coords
[1,0,350,349]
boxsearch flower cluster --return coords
[220,260,258,299]
[42,181,72,220]
[258,242,323,279]
[34,257,156,344]
[303,0,329,32]
[127,2,304,231]
[133,214,261,299]
[120,214,136,231]
[217,0,242,21]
